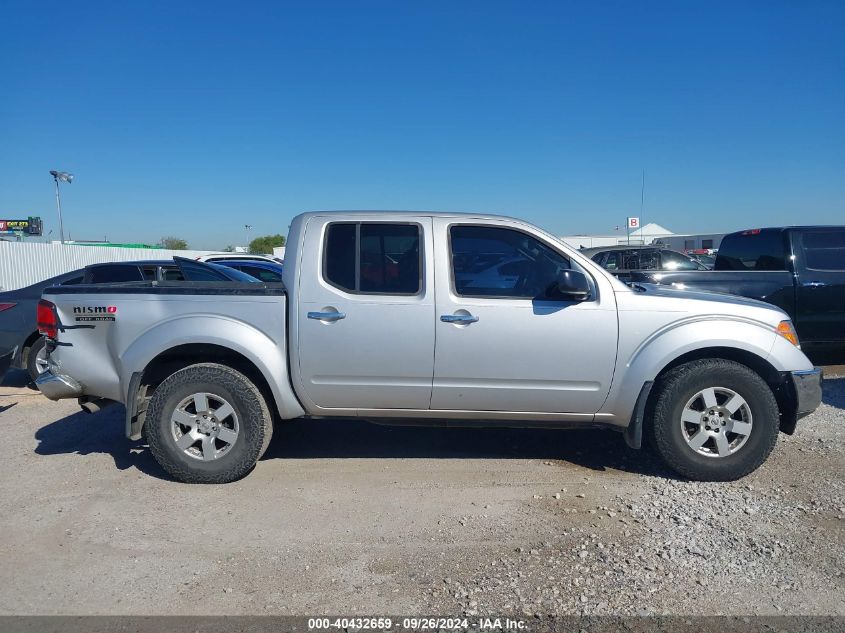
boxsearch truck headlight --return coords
[777,320,800,347]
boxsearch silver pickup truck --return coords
[35,212,822,484]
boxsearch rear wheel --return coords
[25,336,49,382]
[647,359,780,481]
[145,363,272,483]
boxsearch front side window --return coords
[450,225,571,299]
[324,223,421,295]
[802,229,845,271]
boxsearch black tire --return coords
[145,363,272,483]
[646,359,780,481]
[25,336,48,382]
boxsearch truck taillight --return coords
[37,299,58,338]
[0,302,16,312]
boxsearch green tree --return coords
[222,245,235,252]
[160,236,188,250]
[249,234,286,255]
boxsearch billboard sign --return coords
[0,217,43,236]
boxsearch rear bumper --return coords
[791,367,823,420]
[35,369,83,400]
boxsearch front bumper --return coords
[791,367,823,420]
[35,369,83,400]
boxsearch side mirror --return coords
[553,270,591,301]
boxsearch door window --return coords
[802,230,845,271]
[323,222,421,295]
[660,250,702,271]
[238,265,283,282]
[450,225,571,299]
[85,265,143,283]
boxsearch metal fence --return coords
[0,242,215,291]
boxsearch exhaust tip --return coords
[78,397,116,415]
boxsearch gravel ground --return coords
[0,368,842,616]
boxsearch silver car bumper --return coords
[35,369,83,400]
[792,367,823,420]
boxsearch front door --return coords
[296,216,435,411]
[431,219,618,414]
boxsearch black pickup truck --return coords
[626,226,845,363]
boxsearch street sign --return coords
[0,217,43,235]
[627,217,640,230]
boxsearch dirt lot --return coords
[0,368,842,616]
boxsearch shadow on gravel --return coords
[822,376,845,409]
[33,408,672,480]
[33,405,174,481]
[26,373,843,483]
[263,419,674,478]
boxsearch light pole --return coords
[49,170,73,243]
[244,224,252,251]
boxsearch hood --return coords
[620,283,789,326]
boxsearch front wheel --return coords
[145,363,272,483]
[647,359,780,481]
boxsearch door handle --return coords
[440,314,479,324]
[307,311,346,322]
[802,281,826,288]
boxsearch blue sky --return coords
[1,1,843,249]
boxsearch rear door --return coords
[295,215,435,411]
[794,228,845,344]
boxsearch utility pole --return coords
[49,170,73,244]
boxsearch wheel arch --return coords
[125,341,304,440]
[624,346,797,449]
[17,329,41,367]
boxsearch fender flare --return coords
[119,314,305,438]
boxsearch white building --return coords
[561,223,726,252]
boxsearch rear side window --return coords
[162,268,185,281]
[802,229,845,271]
[324,223,421,295]
[716,231,786,271]
[86,265,143,283]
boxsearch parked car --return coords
[82,259,259,284]
[214,259,284,282]
[0,270,84,380]
[197,253,283,265]
[584,245,708,281]
[626,227,845,363]
[0,259,256,382]
[35,212,820,484]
